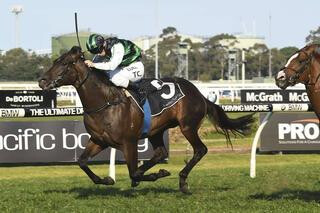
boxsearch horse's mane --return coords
[89,68,125,99]
[303,43,320,51]
[53,51,70,64]
[90,68,113,86]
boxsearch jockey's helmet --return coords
[86,34,105,54]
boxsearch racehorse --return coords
[39,46,254,194]
[275,44,320,120]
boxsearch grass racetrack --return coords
[2,152,320,212]
[1,113,320,212]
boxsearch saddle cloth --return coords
[127,78,185,116]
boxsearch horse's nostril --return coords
[38,78,47,89]
[38,77,46,82]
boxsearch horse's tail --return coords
[205,99,255,148]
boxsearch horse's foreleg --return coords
[122,141,139,187]
[179,128,208,194]
[123,135,170,188]
[78,139,115,186]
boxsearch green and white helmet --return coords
[86,34,105,54]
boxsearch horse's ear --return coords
[70,46,84,61]
[71,46,82,54]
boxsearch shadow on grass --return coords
[44,186,178,199]
[214,186,234,192]
[249,189,320,203]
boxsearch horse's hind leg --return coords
[179,127,208,194]
[78,139,115,186]
[132,131,171,186]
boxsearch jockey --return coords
[84,34,144,92]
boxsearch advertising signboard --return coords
[260,112,320,151]
[0,120,169,163]
[241,89,309,104]
[0,90,56,108]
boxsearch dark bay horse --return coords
[39,46,254,194]
[275,44,320,120]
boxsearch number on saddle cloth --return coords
[138,79,163,95]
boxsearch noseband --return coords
[283,50,312,86]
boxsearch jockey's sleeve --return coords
[93,43,125,70]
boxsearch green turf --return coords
[3,111,315,212]
[1,153,320,212]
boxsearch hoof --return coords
[101,176,115,185]
[158,169,171,178]
[131,180,140,188]
[180,183,192,194]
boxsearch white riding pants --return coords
[106,61,144,88]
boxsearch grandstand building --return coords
[219,34,266,50]
[132,33,205,52]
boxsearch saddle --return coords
[126,79,163,105]
[126,78,185,116]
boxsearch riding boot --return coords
[144,86,158,95]
[127,81,140,91]
[128,82,146,105]
[142,84,160,97]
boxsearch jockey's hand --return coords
[84,60,94,68]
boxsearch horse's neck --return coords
[76,70,122,110]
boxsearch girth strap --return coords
[84,99,123,114]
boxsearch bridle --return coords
[51,51,126,114]
[283,49,312,86]
[52,54,90,89]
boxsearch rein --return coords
[52,53,125,115]
[79,68,126,114]
[76,66,90,88]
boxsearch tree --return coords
[245,44,269,78]
[143,30,181,78]
[279,46,299,58]
[0,48,52,81]
[141,27,303,81]
[160,26,177,38]
[306,26,320,44]
[202,34,236,80]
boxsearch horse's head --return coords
[39,46,87,90]
[275,44,320,89]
